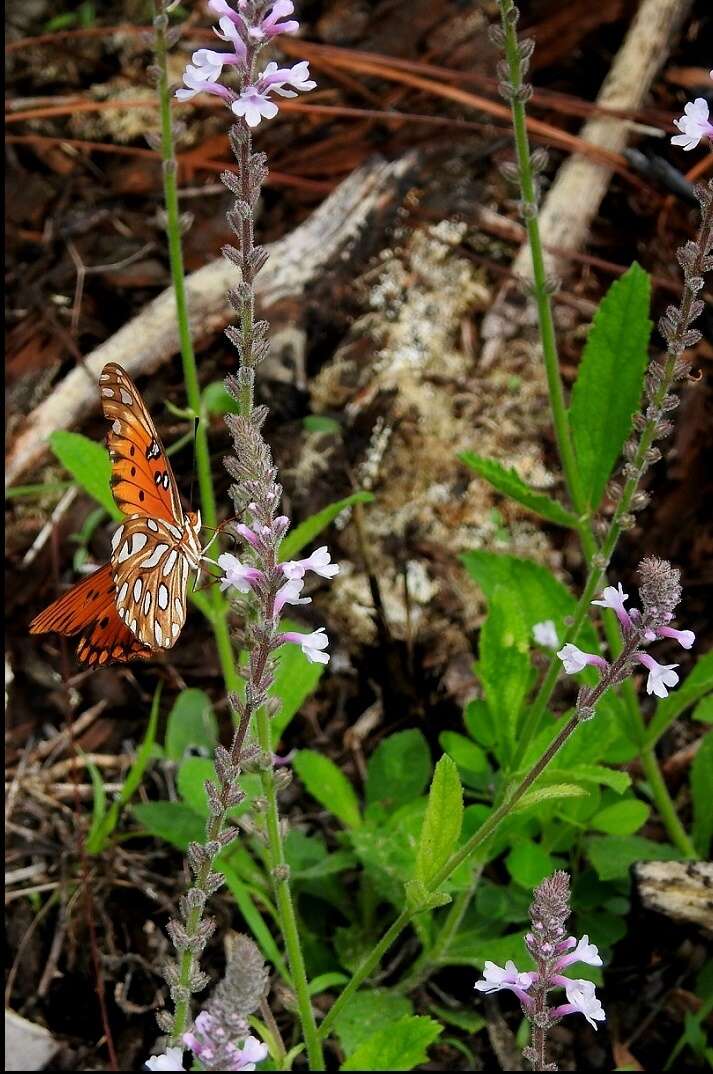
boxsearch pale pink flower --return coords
[175,63,232,102]
[231,1036,269,1070]
[591,583,633,630]
[671,97,713,151]
[274,577,311,615]
[635,652,679,698]
[557,643,608,675]
[280,627,330,664]
[231,60,315,126]
[552,978,606,1030]
[474,960,534,1005]
[248,0,299,40]
[532,619,559,649]
[656,625,695,649]
[555,934,602,970]
[281,546,339,580]
[145,1048,187,1072]
[218,552,263,593]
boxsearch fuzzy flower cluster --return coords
[671,71,713,151]
[219,539,338,664]
[147,1021,267,1071]
[557,558,693,700]
[476,872,604,1068]
[176,0,315,126]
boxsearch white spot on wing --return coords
[140,543,168,569]
[166,523,182,540]
[174,598,182,619]
[154,621,163,646]
[162,549,178,577]
[117,582,129,605]
[112,420,121,434]
[120,389,133,405]
[133,578,142,602]
[143,592,151,615]
[158,585,169,610]
[132,532,148,554]
[130,618,137,635]
[172,622,180,638]
[147,519,159,532]
[101,388,114,397]
[111,526,124,553]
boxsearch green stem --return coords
[640,746,695,856]
[256,709,325,1070]
[321,713,580,1040]
[153,2,238,694]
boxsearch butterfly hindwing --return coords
[100,363,184,525]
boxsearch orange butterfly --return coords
[30,363,203,667]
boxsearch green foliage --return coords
[506,839,558,888]
[477,587,531,756]
[201,380,240,415]
[340,1015,442,1071]
[49,430,122,519]
[415,756,463,890]
[587,835,683,881]
[294,751,362,829]
[164,688,217,761]
[645,650,713,746]
[280,492,374,561]
[438,732,488,787]
[365,730,432,814]
[590,799,650,835]
[133,800,205,850]
[332,990,412,1056]
[303,415,342,436]
[569,263,652,510]
[460,453,578,528]
[691,731,713,856]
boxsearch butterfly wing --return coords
[29,563,153,666]
[100,362,184,525]
[111,515,192,650]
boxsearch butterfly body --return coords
[30,363,204,666]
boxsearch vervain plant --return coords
[110,2,709,1071]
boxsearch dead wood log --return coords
[480,0,693,366]
[5,153,416,488]
[634,860,713,934]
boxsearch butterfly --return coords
[30,363,203,667]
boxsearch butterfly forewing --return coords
[100,363,184,525]
[111,515,192,650]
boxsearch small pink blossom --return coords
[474,960,534,1005]
[591,583,633,630]
[248,0,299,40]
[557,643,608,675]
[218,552,263,593]
[281,546,339,580]
[145,1048,186,1072]
[551,978,606,1030]
[671,97,713,151]
[555,934,602,970]
[236,522,262,549]
[230,1035,269,1070]
[280,627,330,664]
[656,625,695,650]
[274,577,311,615]
[231,60,316,127]
[635,652,679,698]
[175,63,232,102]
[532,620,559,649]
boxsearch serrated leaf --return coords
[332,990,412,1056]
[477,587,531,751]
[569,263,652,510]
[590,799,650,835]
[294,750,362,829]
[645,650,713,747]
[365,730,431,813]
[165,688,217,761]
[49,430,122,519]
[587,834,682,881]
[543,763,631,794]
[460,453,578,527]
[279,492,374,561]
[340,1015,442,1071]
[691,731,713,856]
[512,783,586,812]
[415,756,463,889]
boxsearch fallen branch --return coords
[6,153,416,487]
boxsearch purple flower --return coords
[274,577,311,615]
[145,1048,186,1072]
[635,652,679,698]
[474,960,534,1005]
[248,0,299,40]
[231,86,279,127]
[183,1012,268,1071]
[532,619,559,649]
[280,627,330,664]
[231,60,316,127]
[656,625,695,650]
[281,546,339,580]
[175,63,233,102]
[554,934,602,971]
[551,978,606,1030]
[236,522,263,549]
[557,643,608,675]
[671,97,713,151]
[208,0,247,24]
[230,1035,269,1070]
[591,583,633,631]
[218,552,263,593]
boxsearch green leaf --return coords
[332,990,413,1056]
[49,430,122,519]
[303,415,342,436]
[340,1015,442,1071]
[133,801,205,851]
[405,880,452,911]
[428,1005,486,1035]
[544,763,631,795]
[294,750,362,829]
[591,798,650,835]
[351,802,426,909]
[460,453,578,528]
[587,834,683,881]
[462,549,597,650]
[477,587,531,751]
[512,783,587,813]
[506,840,556,888]
[84,756,107,851]
[177,757,261,819]
[279,492,374,561]
[569,263,652,510]
[270,627,326,743]
[439,731,488,785]
[365,730,431,814]
[87,683,161,854]
[201,380,240,415]
[693,696,713,725]
[415,756,463,890]
[691,731,713,856]
[308,972,349,997]
[645,650,713,747]
[165,688,218,761]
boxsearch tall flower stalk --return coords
[159,3,326,1068]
